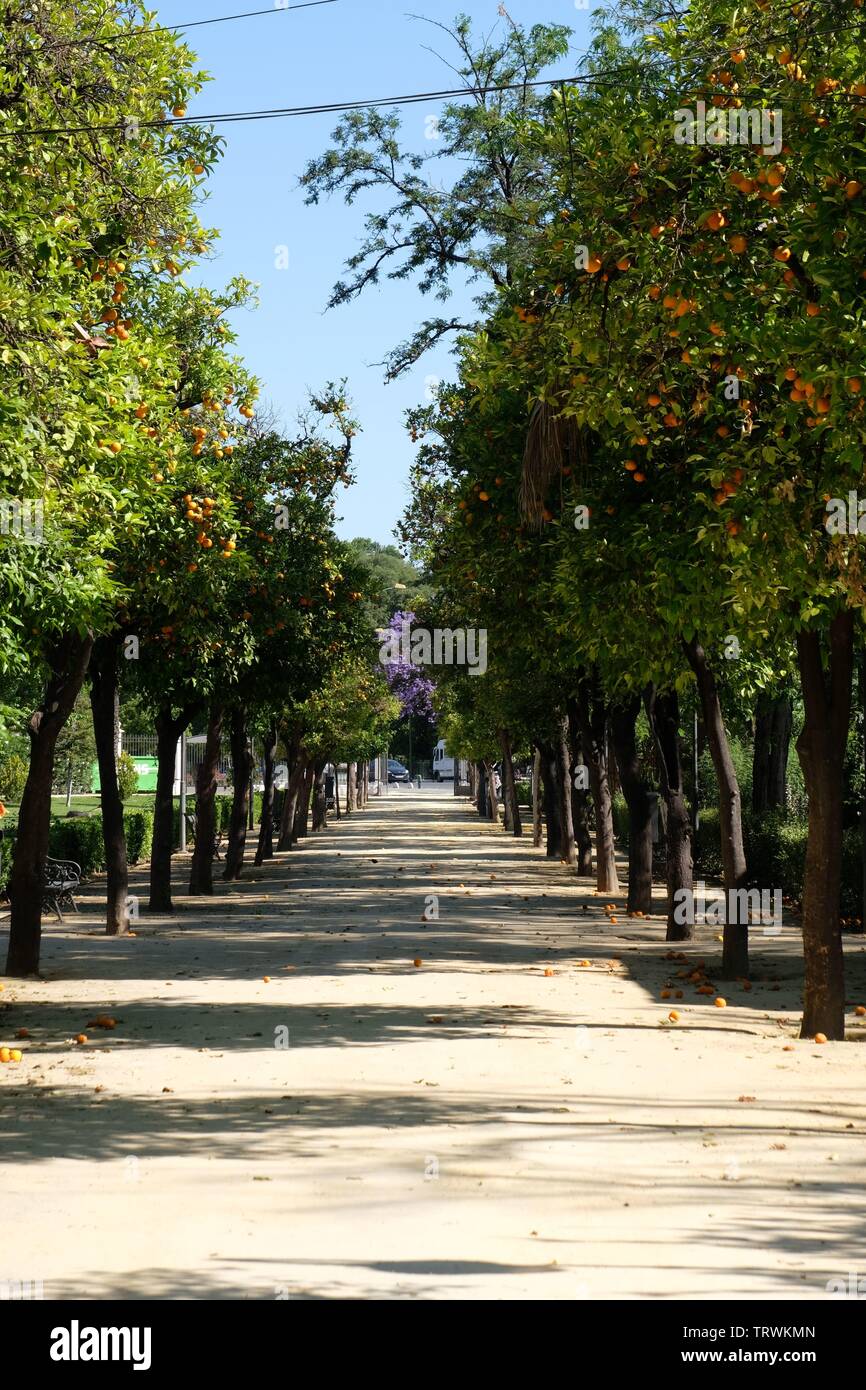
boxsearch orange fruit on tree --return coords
[847,377,862,393]
[705,210,726,231]
[728,234,748,253]
[585,254,603,274]
[773,246,792,262]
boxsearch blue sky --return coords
[156,0,597,543]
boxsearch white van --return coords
[432,739,455,780]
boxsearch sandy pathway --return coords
[2,786,865,1301]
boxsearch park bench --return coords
[184,813,223,860]
[43,857,81,921]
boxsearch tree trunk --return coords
[222,706,252,881]
[276,734,303,850]
[645,686,693,941]
[610,696,654,914]
[312,760,328,830]
[347,761,357,813]
[149,703,197,912]
[555,718,576,865]
[769,694,792,809]
[189,705,224,895]
[577,683,619,894]
[566,702,594,875]
[254,723,277,866]
[498,728,522,836]
[89,636,129,936]
[483,759,499,823]
[295,762,315,839]
[531,749,543,848]
[538,742,561,859]
[683,637,748,978]
[475,760,488,818]
[796,614,854,1040]
[278,752,309,851]
[6,631,94,976]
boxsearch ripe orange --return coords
[668,1011,680,1023]
[413,958,423,968]
[75,1034,88,1045]
[814,1033,828,1044]
[544,968,555,977]
[847,377,862,393]
[633,472,646,483]
[585,254,603,274]
[705,210,726,231]
[262,976,271,983]
[728,234,748,253]
[773,246,792,262]
[806,302,821,316]
[855,1005,866,1016]
[0,1048,10,1063]
[15,1028,29,1039]
[715,997,727,1008]
[9,1049,21,1063]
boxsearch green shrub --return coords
[515,779,531,807]
[48,816,105,875]
[0,752,27,803]
[124,810,154,865]
[116,751,139,804]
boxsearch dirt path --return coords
[2,786,865,1301]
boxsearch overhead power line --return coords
[59,0,339,46]
[7,13,866,141]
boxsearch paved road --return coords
[2,788,865,1300]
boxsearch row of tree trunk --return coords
[467,672,800,1000]
[4,628,375,976]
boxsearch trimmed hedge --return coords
[1,809,155,893]
[613,794,862,917]
[1,792,267,896]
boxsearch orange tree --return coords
[459,0,866,1029]
[1,0,231,975]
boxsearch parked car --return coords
[387,759,411,784]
